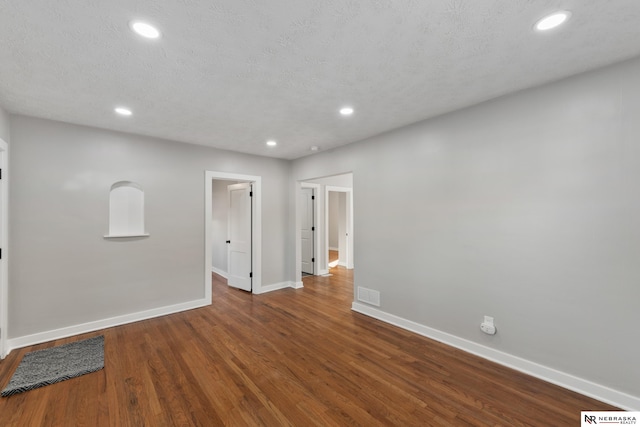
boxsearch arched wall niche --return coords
[105,181,149,238]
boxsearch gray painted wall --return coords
[291,57,640,397]
[0,105,9,142]
[307,173,353,188]
[9,115,290,338]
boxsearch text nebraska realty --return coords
[585,414,637,424]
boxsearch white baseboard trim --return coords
[254,281,291,294]
[293,281,304,289]
[338,261,347,267]
[7,298,210,355]
[329,246,339,251]
[318,269,329,276]
[254,281,303,294]
[211,266,228,279]
[351,302,640,411]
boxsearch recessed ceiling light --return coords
[310,146,319,152]
[130,21,161,39]
[266,140,277,147]
[535,11,571,31]
[114,107,132,116]
[340,107,354,116]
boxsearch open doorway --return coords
[297,173,353,284]
[326,186,353,271]
[327,192,340,268]
[205,171,263,299]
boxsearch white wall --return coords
[291,57,640,405]
[9,115,290,340]
[0,105,9,142]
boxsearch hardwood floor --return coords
[0,267,617,426]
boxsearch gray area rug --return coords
[1,335,104,397]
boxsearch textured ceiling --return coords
[2,1,640,159]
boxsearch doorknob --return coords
[226,240,231,244]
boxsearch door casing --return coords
[205,171,262,298]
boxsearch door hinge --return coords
[312,258,315,263]
[249,191,253,197]
[311,226,315,231]
[312,195,315,200]
[0,248,2,260]
[0,169,2,180]
[249,272,253,278]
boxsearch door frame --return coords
[300,183,320,276]
[0,138,8,358]
[326,186,354,270]
[205,171,262,298]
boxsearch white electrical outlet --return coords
[481,316,496,335]
[480,323,496,335]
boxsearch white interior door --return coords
[300,188,314,275]
[227,183,252,291]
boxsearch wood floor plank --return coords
[0,266,619,426]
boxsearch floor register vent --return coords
[357,286,381,307]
